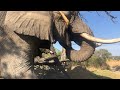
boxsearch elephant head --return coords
[52,11,120,62]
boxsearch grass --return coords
[59,59,120,79]
[87,67,120,79]
[66,66,110,79]
[67,59,120,79]
[106,59,120,67]
[84,60,120,79]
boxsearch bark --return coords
[61,48,67,61]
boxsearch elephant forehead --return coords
[4,11,52,40]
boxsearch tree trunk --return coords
[61,48,67,61]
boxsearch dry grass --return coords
[86,60,120,79]
[106,59,120,67]
[67,66,107,79]
[87,67,120,79]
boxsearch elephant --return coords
[0,11,120,79]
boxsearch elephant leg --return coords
[1,53,37,79]
[0,30,38,79]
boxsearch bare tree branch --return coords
[96,11,101,16]
[78,12,88,23]
[79,11,117,23]
[104,11,117,23]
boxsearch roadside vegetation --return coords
[56,48,120,79]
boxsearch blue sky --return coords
[54,11,120,56]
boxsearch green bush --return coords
[83,49,111,70]
[84,56,109,69]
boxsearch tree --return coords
[61,48,66,61]
[84,49,112,69]
[55,48,61,59]
[94,49,112,60]
[111,56,120,60]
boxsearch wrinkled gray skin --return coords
[0,11,96,79]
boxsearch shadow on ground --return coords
[34,63,111,79]
[67,66,111,79]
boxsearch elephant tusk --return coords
[59,11,69,25]
[80,33,120,44]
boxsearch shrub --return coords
[83,49,111,70]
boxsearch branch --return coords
[96,11,101,16]
[79,11,117,23]
[78,12,88,23]
[104,11,117,23]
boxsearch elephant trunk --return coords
[66,38,95,62]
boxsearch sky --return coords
[54,11,120,56]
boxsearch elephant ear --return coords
[4,11,53,40]
[0,11,7,26]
